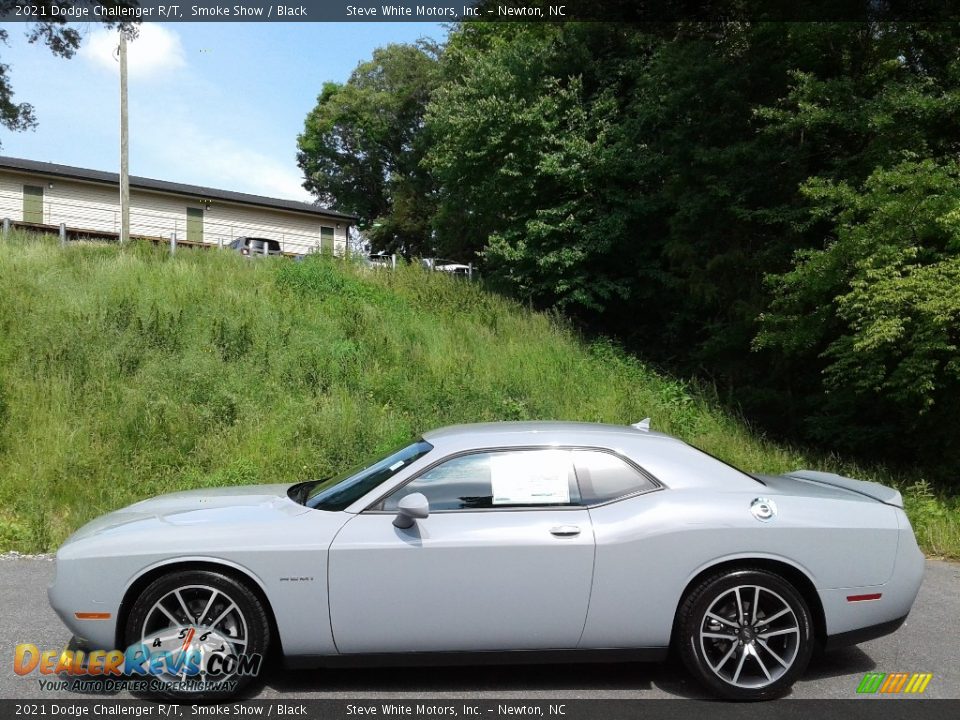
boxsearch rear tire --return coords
[677,569,813,700]
[123,569,270,700]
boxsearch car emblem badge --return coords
[750,497,777,522]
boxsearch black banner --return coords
[5,1,960,23]
[2,700,960,720]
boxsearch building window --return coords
[23,185,44,224]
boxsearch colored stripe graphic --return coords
[857,672,932,694]
[906,674,933,694]
[857,673,886,693]
[882,673,909,693]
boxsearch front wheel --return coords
[677,569,813,700]
[123,569,270,700]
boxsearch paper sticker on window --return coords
[490,451,570,505]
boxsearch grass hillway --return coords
[0,233,956,558]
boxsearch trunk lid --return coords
[759,469,903,508]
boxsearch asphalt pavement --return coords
[1,554,957,700]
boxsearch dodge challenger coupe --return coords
[48,421,924,700]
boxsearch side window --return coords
[381,449,580,511]
[573,450,657,504]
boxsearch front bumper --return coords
[48,555,122,650]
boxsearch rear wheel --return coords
[123,570,270,700]
[677,569,813,700]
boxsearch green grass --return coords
[0,233,956,557]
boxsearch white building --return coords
[0,156,355,255]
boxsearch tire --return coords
[123,569,270,700]
[677,568,813,700]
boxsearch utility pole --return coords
[119,31,130,244]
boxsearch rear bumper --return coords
[823,614,908,651]
[817,508,924,641]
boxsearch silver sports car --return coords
[48,421,924,700]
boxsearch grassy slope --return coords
[0,235,956,556]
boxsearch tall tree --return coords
[756,159,960,465]
[425,20,960,474]
[297,41,441,255]
[753,23,960,465]
[425,23,814,344]
[426,23,650,308]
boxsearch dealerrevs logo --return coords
[856,672,933,694]
[14,642,262,687]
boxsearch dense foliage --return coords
[756,159,960,458]
[298,22,960,480]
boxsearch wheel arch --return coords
[115,558,283,656]
[671,557,827,648]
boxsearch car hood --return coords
[62,483,309,545]
[756,470,903,508]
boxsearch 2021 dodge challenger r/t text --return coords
[47,421,924,700]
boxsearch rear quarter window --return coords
[573,450,657,504]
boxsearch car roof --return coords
[421,421,680,445]
[409,421,764,494]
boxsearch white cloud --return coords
[81,24,186,79]
[135,107,311,201]
[177,136,311,201]
[75,25,310,202]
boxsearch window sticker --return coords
[490,451,570,505]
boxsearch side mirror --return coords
[393,492,429,529]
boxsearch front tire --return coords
[123,569,270,700]
[677,569,813,700]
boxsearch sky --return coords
[0,22,447,202]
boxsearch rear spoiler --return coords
[785,470,903,508]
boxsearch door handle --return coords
[550,525,581,537]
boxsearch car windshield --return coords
[297,440,434,511]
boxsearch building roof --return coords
[0,156,357,222]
